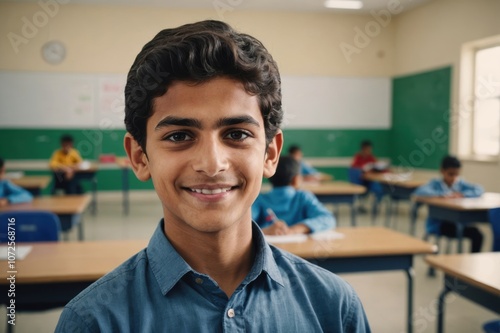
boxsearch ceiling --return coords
[2,0,434,14]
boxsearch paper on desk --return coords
[0,245,32,260]
[310,230,345,241]
[265,234,308,244]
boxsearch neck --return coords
[164,218,255,298]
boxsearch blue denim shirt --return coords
[55,221,370,333]
[252,186,335,233]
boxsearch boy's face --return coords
[61,141,73,154]
[441,167,460,186]
[361,145,372,156]
[126,77,282,234]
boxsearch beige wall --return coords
[394,0,500,191]
[0,3,395,76]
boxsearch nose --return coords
[191,135,229,177]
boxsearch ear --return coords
[124,133,151,181]
[263,130,283,178]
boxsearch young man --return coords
[253,155,335,235]
[56,20,370,332]
[49,134,83,194]
[414,155,484,252]
[0,158,33,207]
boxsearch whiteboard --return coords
[0,71,126,129]
[281,76,391,129]
[0,71,390,129]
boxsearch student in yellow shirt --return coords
[49,135,83,194]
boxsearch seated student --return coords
[49,134,83,194]
[56,20,370,332]
[351,140,378,172]
[0,158,33,207]
[414,155,484,253]
[350,140,383,213]
[288,144,327,182]
[252,155,335,235]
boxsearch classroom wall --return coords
[393,0,500,191]
[0,2,398,190]
[0,3,395,75]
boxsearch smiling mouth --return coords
[189,187,232,194]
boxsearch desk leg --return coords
[78,217,84,241]
[122,168,129,215]
[351,196,357,227]
[437,286,451,333]
[455,223,465,253]
[91,176,97,216]
[385,198,393,228]
[406,267,415,333]
[410,203,418,236]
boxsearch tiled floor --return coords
[0,192,497,333]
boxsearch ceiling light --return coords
[324,0,363,10]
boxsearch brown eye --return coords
[225,130,250,141]
[166,132,192,142]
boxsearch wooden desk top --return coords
[0,240,148,284]
[115,157,131,168]
[261,181,366,195]
[0,227,435,284]
[273,226,436,258]
[414,192,500,211]
[425,253,500,296]
[0,195,92,215]
[10,176,51,189]
[363,172,427,188]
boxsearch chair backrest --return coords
[348,167,364,185]
[0,211,61,243]
[488,207,500,252]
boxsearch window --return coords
[472,46,500,156]
[459,36,500,160]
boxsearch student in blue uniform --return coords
[288,144,323,181]
[253,155,335,235]
[55,20,370,332]
[0,157,33,207]
[414,155,484,252]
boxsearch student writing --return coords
[252,155,335,235]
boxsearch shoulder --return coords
[60,250,149,327]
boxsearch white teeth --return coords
[191,187,231,194]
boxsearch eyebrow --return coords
[216,116,260,128]
[155,116,202,130]
[155,115,260,131]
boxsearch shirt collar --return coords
[146,219,284,296]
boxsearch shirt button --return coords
[195,278,203,284]
[227,308,235,318]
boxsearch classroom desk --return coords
[71,165,98,216]
[261,181,366,226]
[364,172,428,231]
[0,227,435,333]
[0,195,91,241]
[414,193,500,252]
[10,176,51,196]
[425,253,500,333]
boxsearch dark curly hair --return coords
[124,20,283,151]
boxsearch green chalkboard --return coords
[390,66,451,170]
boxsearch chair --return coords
[483,320,500,333]
[0,211,60,243]
[0,211,61,333]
